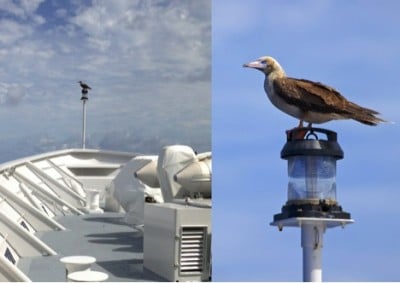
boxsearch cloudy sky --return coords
[213,0,400,281]
[0,0,211,162]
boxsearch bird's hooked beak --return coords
[243,59,266,71]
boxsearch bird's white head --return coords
[243,56,285,78]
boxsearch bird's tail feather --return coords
[346,102,389,126]
[353,116,388,126]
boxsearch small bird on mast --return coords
[78,81,91,90]
[243,56,387,129]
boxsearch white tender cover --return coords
[157,145,197,202]
[111,156,163,226]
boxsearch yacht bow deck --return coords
[18,212,161,281]
[0,147,212,281]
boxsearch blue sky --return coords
[213,0,400,281]
[0,0,211,162]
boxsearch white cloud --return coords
[55,8,67,18]
[69,0,210,81]
[0,0,45,22]
[0,19,33,45]
[0,84,26,106]
[86,37,111,52]
[4,85,26,106]
[19,0,45,15]
[0,0,25,17]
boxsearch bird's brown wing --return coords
[273,77,351,114]
[273,77,384,125]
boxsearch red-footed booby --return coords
[79,81,91,90]
[243,56,387,128]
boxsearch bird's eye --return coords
[260,60,267,65]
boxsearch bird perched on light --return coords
[78,81,91,90]
[243,56,387,128]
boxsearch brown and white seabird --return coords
[243,56,387,128]
[78,81,91,90]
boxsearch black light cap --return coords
[281,127,344,159]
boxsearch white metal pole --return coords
[82,99,87,149]
[301,223,324,282]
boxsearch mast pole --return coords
[81,89,89,149]
[82,98,87,149]
[302,222,324,282]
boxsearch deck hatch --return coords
[179,226,206,274]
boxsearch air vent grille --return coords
[179,226,206,274]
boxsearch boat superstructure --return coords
[0,145,211,282]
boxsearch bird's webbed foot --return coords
[286,120,312,140]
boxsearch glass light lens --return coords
[287,155,337,201]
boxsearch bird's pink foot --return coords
[286,121,312,140]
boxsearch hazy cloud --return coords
[4,85,26,106]
[0,19,33,45]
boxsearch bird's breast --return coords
[263,78,304,119]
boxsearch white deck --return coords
[18,212,162,281]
